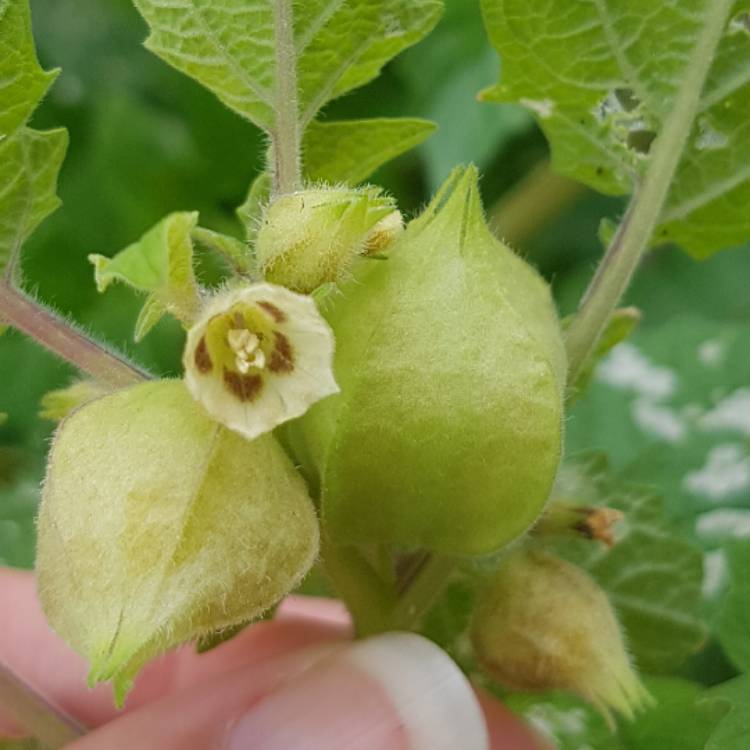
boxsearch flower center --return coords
[227,328,266,373]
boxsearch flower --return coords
[183,283,339,439]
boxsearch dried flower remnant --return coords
[183,283,339,440]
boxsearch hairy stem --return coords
[0,662,86,748]
[320,534,397,637]
[489,161,585,249]
[0,279,149,387]
[272,0,301,195]
[564,0,733,383]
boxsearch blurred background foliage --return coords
[2,0,750,571]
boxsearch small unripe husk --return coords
[256,186,398,293]
[36,379,319,705]
[471,549,652,725]
[292,165,566,555]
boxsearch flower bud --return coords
[256,186,397,292]
[292,166,566,555]
[183,282,339,440]
[471,549,651,724]
[36,379,319,705]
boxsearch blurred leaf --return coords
[567,315,750,581]
[303,117,436,185]
[0,126,68,277]
[0,739,43,749]
[132,0,442,132]
[553,454,706,673]
[0,470,38,569]
[0,0,58,139]
[506,677,722,749]
[89,211,201,341]
[703,675,750,749]
[717,541,750,673]
[481,0,750,258]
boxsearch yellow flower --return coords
[183,282,339,439]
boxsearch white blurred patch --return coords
[597,343,676,399]
[702,549,728,597]
[696,508,750,539]
[631,398,687,442]
[520,97,555,118]
[685,444,750,501]
[699,389,750,437]
[698,339,726,366]
[525,705,593,750]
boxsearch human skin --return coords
[0,569,548,749]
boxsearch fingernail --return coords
[225,632,488,750]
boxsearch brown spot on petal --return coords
[268,331,294,374]
[194,337,213,374]
[257,300,287,323]
[223,369,263,402]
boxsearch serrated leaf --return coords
[716,541,750,673]
[89,211,202,341]
[0,0,58,140]
[303,117,436,185]
[553,454,706,673]
[481,0,750,258]
[132,0,442,133]
[0,126,68,278]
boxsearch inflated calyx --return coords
[292,166,566,555]
[36,380,319,704]
[256,186,399,293]
[471,549,651,724]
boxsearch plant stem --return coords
[489,160,585,249]
[272,0,301,195]
[0,279,149,387]
[393,554,455,630]
[564,0,733,383]
[0,662,86,748]
[319,533,398,636]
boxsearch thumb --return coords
[68,633,491,750]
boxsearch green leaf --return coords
[0,126,68,278]
[480,0,750,258]
[568,306,641,397]
[0,0,58,140]
[303,117,436,185]
[717,541,750,673]
[553,454,706,673]
[132,0,442,132]
[89,211,202,341]
[702,675,750,750]
[191,226,251,274]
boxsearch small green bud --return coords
[37,380,319,705]
[293,166,566,555]
[39,379,110,421]
[256,186,397,292]
[183,282,339,440]
[471,549,652,725]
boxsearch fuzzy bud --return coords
[256,186,397,292]
[36,380,319,705]
[471,549,652,725]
